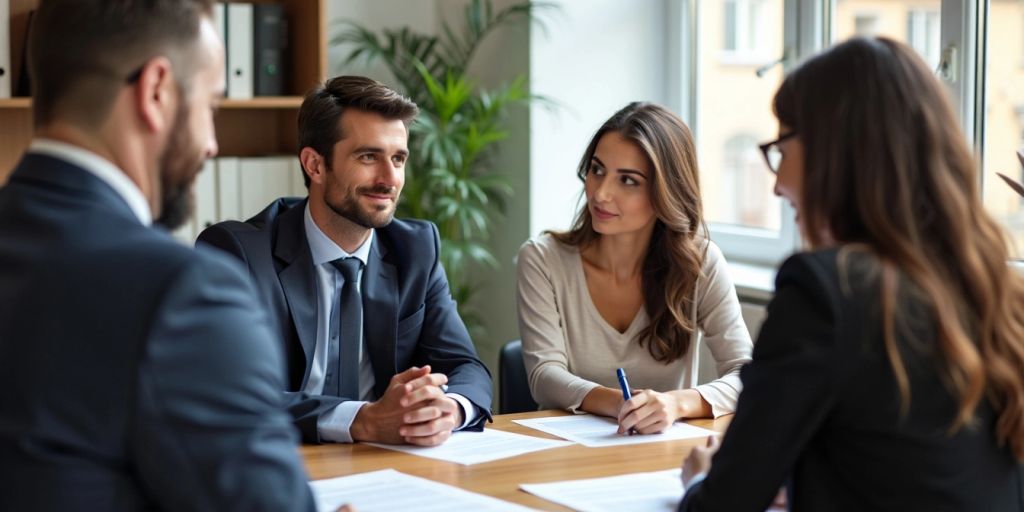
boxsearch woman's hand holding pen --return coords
[616,390,681,435]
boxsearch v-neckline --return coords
[575,251,645,338]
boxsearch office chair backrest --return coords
[499,339,539,414]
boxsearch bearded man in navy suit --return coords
[199,76,493,446]
[0,1,315,510]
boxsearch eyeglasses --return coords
[758,131,797,174]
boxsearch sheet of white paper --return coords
[309,469,535,512]
[513,414,717,447]
[365,428,574,465]
[520,469,683,512]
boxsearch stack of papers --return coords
[310,469,534,512]
[513,414,717,448]
[366,428,573,465]
[520,469,683,512]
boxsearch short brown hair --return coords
[297,76,419,187]
[29,0,214,128]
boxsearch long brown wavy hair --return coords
[774,37,1024,459]
[551,102,707,363]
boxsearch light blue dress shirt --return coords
[303,204,476,442]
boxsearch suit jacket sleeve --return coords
[679,254,840,512]
[198,224,346,443]
[130,249,315,511]
[411,223,493,428]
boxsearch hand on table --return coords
[681,435,719,487]
[350,365,461,446]
[617,389,680,435]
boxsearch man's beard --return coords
[325,179,398,230]
[154,104,204,230]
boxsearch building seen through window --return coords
[700,0,1024,259]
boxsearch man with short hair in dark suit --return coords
[198,75,493,446]
[0,1,315,510]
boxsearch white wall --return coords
[529,0,671,236]
[327,0,438,79]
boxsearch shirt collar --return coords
[29,138,153,226]
[303,201,373,267]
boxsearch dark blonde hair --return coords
[552,102,706,363]
[774,37,1024,459]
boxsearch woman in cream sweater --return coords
[516,102,753,434]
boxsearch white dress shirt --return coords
[29,139,152,226]
[303,204,477,443]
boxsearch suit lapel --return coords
[363,233,398,398]
[272,201,320,386]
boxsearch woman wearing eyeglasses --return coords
[679,37,1024,511]
[516,102,753,434]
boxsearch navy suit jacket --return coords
[0,155,314,510]
[198,197,493,443]
[679,250,1024,512]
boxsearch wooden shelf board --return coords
[220,97,304,109]
[0,97,304,110]
[0,98,33,108]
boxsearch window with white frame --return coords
[720,135,779,229]
[982,0,1024,258]
[854,13,880,36]
[721,0,775,63]
[684,0,796,264]
[907,8,941,68]
[678,0,998,265]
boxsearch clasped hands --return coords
[350,365,463,446]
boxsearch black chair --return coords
[499,339,539,414]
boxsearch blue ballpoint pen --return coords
[616,368,636,435]
[616,368,631,401]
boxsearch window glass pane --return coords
[724,1,738,52]
[833,0,942,69]
[982,0,1024,257]
[699,0,784,232]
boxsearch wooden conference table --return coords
[301,410,733,511]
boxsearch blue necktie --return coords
[323,257,363,399]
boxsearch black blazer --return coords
[198,197,493,442]
[0,154,313,511]
[680,249,1024,511]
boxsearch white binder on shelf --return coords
[170,159,217,244]
[194,159,218,233]
[0,0,11,98]
[226,2,253,99]
[239,156,297,220]
[170,220,195,244]
[289,158,307,196]
[216,156,242,222]
[212,3,227,87]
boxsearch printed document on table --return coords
[513,414,717,448]
[520,469,682,512]
[310,469,535,512]
[365,428,574,465]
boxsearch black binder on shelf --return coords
[253,3,287,96]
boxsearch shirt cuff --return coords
[446,392,477,430]
[684,471,708,492]
[317,400,368,443]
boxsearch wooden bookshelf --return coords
[0,0,326,183]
